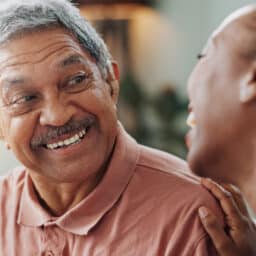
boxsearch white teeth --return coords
[187,112,197,128]
[58,141,64,147]
[64,140,70,146]
[46,128,87,150]
[79,130,86,138]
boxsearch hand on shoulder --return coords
[198,178,256,256]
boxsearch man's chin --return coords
[187,146,231,185]
[187,147,210,178]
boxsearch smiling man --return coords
[186,4,256,255]
[0,0,224,255]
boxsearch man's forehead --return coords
[0,48,90,73]
[0,29,96,87]
[0,53,90,83]
[0,28,88,70]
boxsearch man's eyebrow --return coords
[1,77,27,89]
[58,54,88,68]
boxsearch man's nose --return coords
[39,97,76,127]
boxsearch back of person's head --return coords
[0,0,112,78]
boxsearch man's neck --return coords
[239,174,256,216]
[29,170,104,216]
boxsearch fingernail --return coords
[198,207,209,219]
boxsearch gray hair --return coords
[0,0,112,78]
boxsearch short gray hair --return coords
[0,0,112,78]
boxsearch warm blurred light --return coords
[75,0,153,6]
[80,3,176,95]
[80,3,153,20]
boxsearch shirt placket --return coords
[39,226,66,256]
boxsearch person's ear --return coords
[106,61,120,104]
[239,69,256,103]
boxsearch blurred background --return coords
[0,0,254,173]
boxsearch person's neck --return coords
[29,170,104,217]
[238,173,256,216]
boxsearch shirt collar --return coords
[17,123,140,235]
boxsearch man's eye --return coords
[12,95,37,105]
[63,72,94,93]
[3,94,39,116]
[197,53,206,60]
[68,74,86,86]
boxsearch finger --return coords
[199,206,236,255]
[201,178,243,227]
[220,183,250,217]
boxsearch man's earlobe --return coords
[239,83,256,103]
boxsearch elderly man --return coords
[186,5,256,256]
[0,0,223,255]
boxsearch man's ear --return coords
[106,61,120,104]
[239,69,256,103]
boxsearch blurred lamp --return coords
[74,0,155,6]
[74,0,157,20]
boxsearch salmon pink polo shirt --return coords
[0,125,222,255]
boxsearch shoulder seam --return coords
[136,162,185,176]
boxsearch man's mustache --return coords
[31,115,96,147]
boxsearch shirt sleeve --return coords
[193,235,218,256]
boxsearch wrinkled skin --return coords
[0,27,120,215]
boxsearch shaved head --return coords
[212,4,256,60]
[214,5,256,34]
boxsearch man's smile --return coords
[186,111,197,129]
[186,107,197,149]
[45,128,87,150]
[38,123,96,158]
[30,115,96,150]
